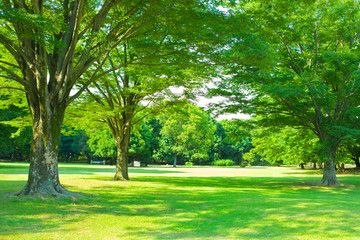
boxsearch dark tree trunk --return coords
[113,126,131,181]
[353,157,360,168]
[313,162,317,169]
[320,148,340,186]
[300,163,304,169]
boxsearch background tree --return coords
[155,102,216,166]
[219,119,253,165]
[342,139,360,168]
[244,126,320,167]
[87,129,117,160]
[212,0,360,186]
[58,127,89,163]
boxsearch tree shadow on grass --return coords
[1,176,360,239]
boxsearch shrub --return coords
[191,153,209,164]
[185,161,194,166]
[211,159,234,166]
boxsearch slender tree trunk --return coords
[113,126,131,181]
[313,162,317,169]
[320,148,340,186]
[173,151,177,167]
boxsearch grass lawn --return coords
[1,163,360,240]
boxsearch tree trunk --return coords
[173,151,177,168]
[16,109,79,197]
[300,163,304,169]
[313,162,317,169]
[320,148,340,186]
[113,126,131,181]
[353,157,360,168]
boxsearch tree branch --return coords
[0,86,28,93]
[0,65,29,87]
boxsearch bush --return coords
[191,153,209,164]
[211,159,234,166]
[185,161,194,166]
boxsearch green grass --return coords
[1,163,360,239]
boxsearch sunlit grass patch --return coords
[1,164,360,239]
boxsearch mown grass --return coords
[1,163,360,240]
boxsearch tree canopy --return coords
[211,0,360,186]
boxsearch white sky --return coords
[195,95,250,121]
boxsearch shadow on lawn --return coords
[1,176,360,239]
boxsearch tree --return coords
[155,102,216,166]
[245,125,320,167]
[343,139,360,168]
[0,101,32,160]
[58,127,89,162]
[0,0,180,197]
[212,0,360,186]
[87,129,117,159]
[219,119,253,165]
[70,1,228,180]
[129,120,154,165]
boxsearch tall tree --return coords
[212,0,360,186]
[70,1,227,180]
[0,0,179,197]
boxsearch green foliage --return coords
[190,153,209,164]
[155,102,216,164]
[211,0,360,177]
[87,129,116,158]
[129,120,154,163]
[214,119,254,164]
[245,126,320,166]
[211,159,234,166]
[185,161,194,166]
[58,127,89,162]
[0,90,31,159]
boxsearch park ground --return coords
[1,163,360,240]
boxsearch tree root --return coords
[295,181,356,188]
[113,174,129,181]
[10,182,86,199]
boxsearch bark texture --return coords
[113,129,131,181]
[16,106,81,197]
[320,148,340,186]
[110,117,132,181]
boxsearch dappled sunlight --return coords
[1,165,360,239]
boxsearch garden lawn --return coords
[0,163,360,240]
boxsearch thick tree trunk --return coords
[320,148,340,186]
[16,109,79,197]
[313,162,317,169]
[113,127,131,181]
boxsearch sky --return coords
[195,95,250,121]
